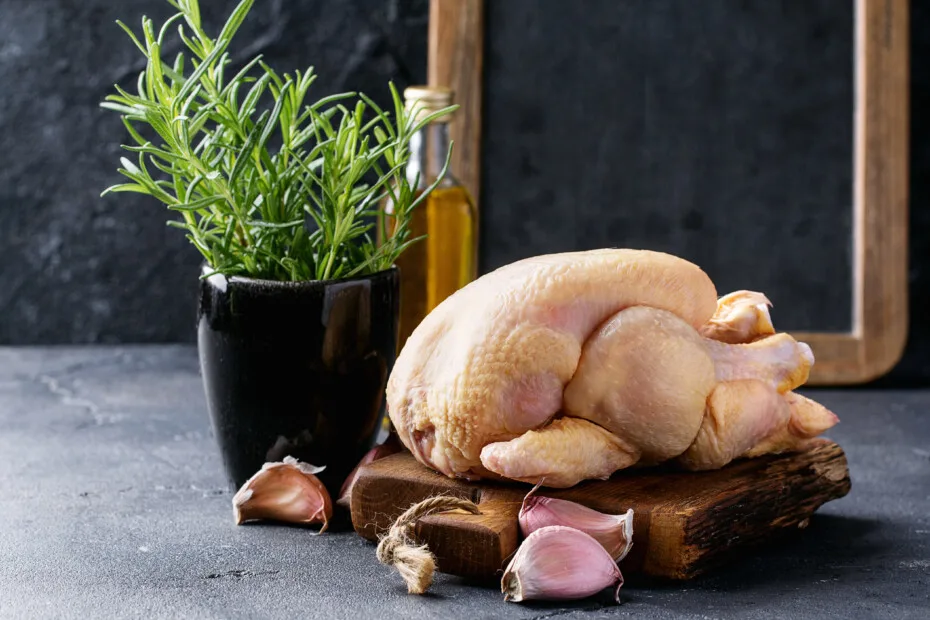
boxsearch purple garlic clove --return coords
[232,456,332,532]
[519,489,634,561]
[502,525,624,603]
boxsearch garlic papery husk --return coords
[519,489,634,562]
[337,440,403,509]
[502,525,624,603]
[232,456,332,532]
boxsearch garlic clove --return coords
[502,525,624,603]
[232,456,332,532]
[519,488,634,561]
[337,440,403,509]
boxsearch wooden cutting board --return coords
[350,441,850,580]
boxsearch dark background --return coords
[481,0,853,333]
[0,0,926,385]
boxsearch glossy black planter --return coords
[197,267,399,493]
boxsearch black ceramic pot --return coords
[197,267,399,493]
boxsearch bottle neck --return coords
[407,122,453,188]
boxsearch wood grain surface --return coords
[794,0,909,384]
[351,442,851,581]
[428,0,484,211]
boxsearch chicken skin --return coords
[386,249,838,487]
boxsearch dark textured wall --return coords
[481,0,853,333]
[0,0,427,343]
[0,0,927,384]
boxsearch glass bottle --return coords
[379,86,478,351]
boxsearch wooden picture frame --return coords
[428,0,908,385]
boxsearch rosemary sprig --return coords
[101,0,456,282]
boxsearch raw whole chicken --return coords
[386,249,838,488]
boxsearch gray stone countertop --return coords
[0,346,928,620]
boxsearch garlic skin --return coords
[519,492,634,561]
[337,440,403,509]
[502,525,624,603]
[232,456,333,532]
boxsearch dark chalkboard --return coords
[478,0,854,333]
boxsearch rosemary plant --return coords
[101,0,455,282]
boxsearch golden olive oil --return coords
[378,86,478,352]
[382,185,477,349]
[423,186,477,310]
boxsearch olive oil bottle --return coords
[379,86,478,350]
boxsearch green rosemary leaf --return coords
[148,154,179,177]
[119,156,143,176]
[359,92,396,139]
[140,63,155,103]
[308,106,337,141]
[388,82,404,135]
[101,183,150,196]
[250,219,304,229]
[110,84,150,109]
[409,141,454,213]
[292,108,339,149]
[228,110,268,187]
[238,72,271,122]
[122,142,179,161]
[171,194,225,211]
[408,105,460,136]
[183,175,204,202]
[158,12,185,47]
[217,0,255,51]
[220,55,264,99]
[176,38,226,103]
[188,101,217,136]
[215,52,230,91]
[170,52,186,84]
[101,102,139,116]
[116,20,148,56]
[257,80,291,154]
[307,91,357,113]
[121,118,148,146]
[181,0,202,33]
[259,60,284,93]
[177,25,205,61]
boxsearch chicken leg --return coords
[677,380,791,471]
[480,417,639,487]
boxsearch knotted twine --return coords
[376,496,481,594]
